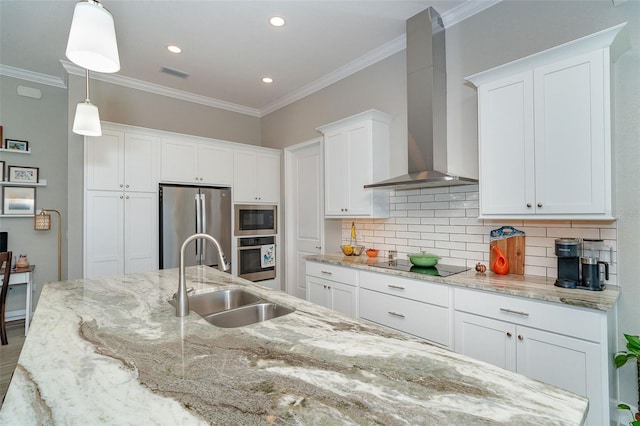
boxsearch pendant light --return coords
[72,69,102,136]
[66,0,120,73]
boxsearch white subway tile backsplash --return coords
[435,209,466,218]
[338,188,618,282]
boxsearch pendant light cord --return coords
[85,68,91,103]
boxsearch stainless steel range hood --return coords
[365,8,477,190]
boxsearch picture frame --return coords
[7,165,39,183]
[4,139,29,151]
[3,186,35,215]
[0,161,4,182]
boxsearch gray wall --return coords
[260,0,640,411]
[0,75,68,311]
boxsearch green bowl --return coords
[407,253,441,267]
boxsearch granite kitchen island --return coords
[0,266,587,425]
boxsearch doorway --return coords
[284,138,323,299]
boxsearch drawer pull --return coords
[320,271,333,275]
[500,308,529,317]
[388,311,405,318]
[518,335,524,341]
[387,284,405,290]
[506,332,512,338]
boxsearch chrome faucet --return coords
[176,233,229,317]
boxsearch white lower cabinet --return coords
[358,271,452,348]
[85,190,158,278]
[305,262,357,317]
[454,287,610,426]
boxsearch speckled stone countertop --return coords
[306,254,619,311]
[0,266,587,425]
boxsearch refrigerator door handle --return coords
[200,193,207,258]
[195,193,201,256]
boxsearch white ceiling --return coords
[0,1,497,116]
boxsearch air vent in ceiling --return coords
[161,66,190,79]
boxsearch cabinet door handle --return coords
[315,246,322,249]
[499,308,529,317]
[518,335,524,341]
[320,271,333,275]
[120,184,124,188]
[526,203,532,208]
[388,311,405,318]
[125,196,130,199]
[537,203,542,208]
[120,195,124,199]
[125,184,129,188]
[387,284,405,290]
[506,332,512,338]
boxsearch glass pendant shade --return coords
[73,101,102,136]
[66,1,120,73]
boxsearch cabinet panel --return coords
[234,150,280,203]
[359,288,450,347]
[125,192,158,273]
[454,287,601,342]
[306,262,358,284]
[478,72,534,214]
[124,133,158,192]
[319,110,391,218]
[359,271,449,307]
[329,281,357,317]
[161,139,199,183]
[533,50,606,214]
[86,130,124,191]
[454,311,516,370]
[306,276,330,308]
[199,144,233,186]
[85,191,124,278]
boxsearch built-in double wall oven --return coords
[235,205,277,282]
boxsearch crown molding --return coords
[0,64,66,88]
[260,35,406,116]
[441,0,502,28]
[61,60,261,117]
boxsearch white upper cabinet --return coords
[467,23,628,219]
[86,128,159,192]
[161,138,233,186]
[317,109,392,218]
[233,149,280,203]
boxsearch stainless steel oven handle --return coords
[238,245,266,251]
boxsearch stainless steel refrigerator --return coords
[159,184,232,270]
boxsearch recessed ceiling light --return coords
[269,16,286,27]
[262,77,273,84]
[167,45,182,54]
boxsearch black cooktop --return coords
[371,260,469,277]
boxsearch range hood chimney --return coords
[365,8,477,190]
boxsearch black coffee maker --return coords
[554,238,581,288]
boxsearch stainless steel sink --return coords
[168,288,294,327]
[168,288,259,316]
[203,303,295,328]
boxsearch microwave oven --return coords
[234,204,277,236]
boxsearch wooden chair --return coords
[1,251,12,345]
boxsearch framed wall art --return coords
[3,186,35,215]
[7,165,39,183]
[4,139,29,151]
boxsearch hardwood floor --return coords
[0,322,26,408]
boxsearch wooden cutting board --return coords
[489,226,526,275]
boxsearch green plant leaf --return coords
[624,334,640,353]
[615,353,637,368]
[619,403,632,410]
